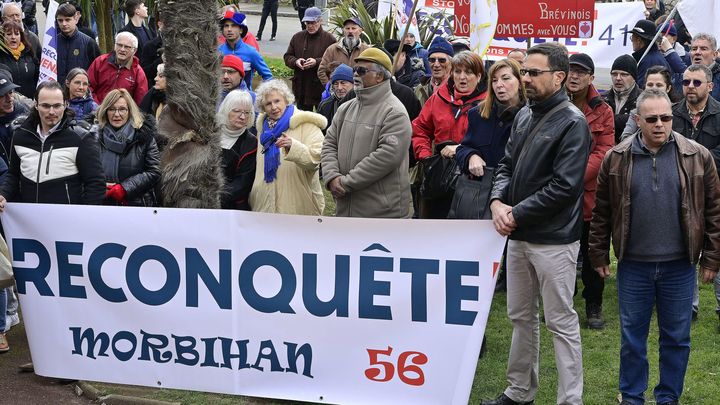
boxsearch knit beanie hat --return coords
[331,64,353,83]
[427,36,454,57]
[222,55,246,77]
[611,54,638,80]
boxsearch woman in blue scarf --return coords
[249,79,327,215]
[96,89,161,206]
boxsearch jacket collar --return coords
[355,79,391,103]
[529,89,569,114]
[674,94,720,119]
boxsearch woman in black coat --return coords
[216,89,257,210]
[0,21,38,99]
[96,88,161,206]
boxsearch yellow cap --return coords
[354,48,393,74]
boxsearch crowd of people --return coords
[0,1,717,404]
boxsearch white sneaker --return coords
[4,313,19,332]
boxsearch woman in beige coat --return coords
[249,79,327,215]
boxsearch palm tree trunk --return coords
[155,0,224,208]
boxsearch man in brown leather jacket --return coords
[589,88,720,405]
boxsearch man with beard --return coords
[482,43,590,405]
[219,55,255,104]
[672,64,720,326]
[317,17,369,85]
[321,48,411,218]
[414,36,453,106]
[565,53,615,330]
[605,54,641,144]
[283,7,335,111]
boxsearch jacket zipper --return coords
[45,144,54,175]
[65,182,71,204]
[652,155,658,191]
[35,138,45,203]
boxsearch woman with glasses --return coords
[217,90,257,210]
[249,79,326,215]
[411,50,487,219]
[139,63,166,120]
[0,21,38,99]
[96,89,160,206]
[621,65,680,139]
[65,67,97,122]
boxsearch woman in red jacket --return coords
[412,51,487,218]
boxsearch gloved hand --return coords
[105,183,127,204]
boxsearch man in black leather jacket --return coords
[482,43,591,405]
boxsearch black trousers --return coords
[258,0,278,38]
[298,7,308,30]
[580,220,605,305]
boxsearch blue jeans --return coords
[0,287,6,332]
[618,258,695,405]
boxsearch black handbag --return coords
[448,167,495,219]
[420,146,459,200]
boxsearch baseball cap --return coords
[302,7,322,22]
[0,71,19,96]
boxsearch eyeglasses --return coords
[231,109,252,117]
[519,69,558,77]
[353,66,380,76]
[37,103,65,111]
[108,107,129,115]
[569,68,591,77]
[682,79,705,87]
[642,114,673,124]
[428,57,448,64]
[115,43,135,50]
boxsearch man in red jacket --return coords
[88,31,149,105]
[566,53,615,329]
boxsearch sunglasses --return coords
[642,115,673,124]
[519,69,558,77]
[353,66,380,75]
[428,57,448,64]
[682,79,705,87]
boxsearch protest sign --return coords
[495,0,595,38]
[38,0,59,84]
[4,204,505,404]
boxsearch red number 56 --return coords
[364,346,429,386]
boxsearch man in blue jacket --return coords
[630,19,685,88]
[55,2,101,84]
[218,12,273,89]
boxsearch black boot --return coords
[586,302,606,330]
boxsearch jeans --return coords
[257,0,278,38]
[0,288,6,332]
[617,258,695,405]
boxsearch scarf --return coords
[9,42,24,61]
[260,105,294,183]
[220,126,246,149]
[101,121,136,182]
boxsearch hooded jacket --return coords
[490,90,592,244]
[322,79,412,218]
[575,83,615,221]
[88,52,149,105]
[249,109,326,215]
[0,113,105,205]
[411,77,487,160]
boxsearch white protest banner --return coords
[3,204,505,405]
[468,0,498,56]
[486,2,645,68]
[677,0,720,41]
[38,0,59,84]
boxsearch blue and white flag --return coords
[38,0,59,84]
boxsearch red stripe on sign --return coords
[493,262,500,277]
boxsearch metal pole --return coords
[637,5,680,65]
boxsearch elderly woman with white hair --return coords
[217,90,257,210]
[249,79,326,215]
[88,31,149,105]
